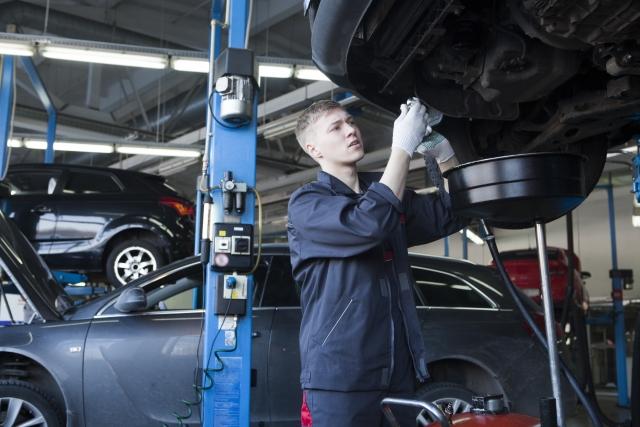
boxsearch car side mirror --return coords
[114,287,147,313]
[581,271,591,280]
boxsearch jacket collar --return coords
[317,170,381,196]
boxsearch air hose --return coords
[480,220,604,427]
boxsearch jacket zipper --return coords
[392,262,421,380]
[321,298,354,346]
[386,274,395,385]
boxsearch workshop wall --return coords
[411,185,640,300]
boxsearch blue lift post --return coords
[0,56,14,178]
[590,178,630,407]
[605,177,630,407]
[201,0,256,426]
[19,58,57,164]
[634,135,639,203]
[443,235,449,257]
[462,227,469,260]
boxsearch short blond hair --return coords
[294,100,343,151]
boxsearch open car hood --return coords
[0,209,66,321]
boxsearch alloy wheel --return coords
[113,246,158,284]
[1,396,47,427]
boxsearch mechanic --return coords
[287,99,465,426]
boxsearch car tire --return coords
[106,238,165,288]
[415,381,476,419]
[0,379,63,427]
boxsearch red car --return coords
[491,247,589,311]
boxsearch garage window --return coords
[412,266,493,308]
[63,172,122,194]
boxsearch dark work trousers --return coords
[301,315,418,426]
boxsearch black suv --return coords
[0,163,194,287]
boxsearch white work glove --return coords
[392,99,429,156]
[417,132,455,163]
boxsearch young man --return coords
[287,99,464,426]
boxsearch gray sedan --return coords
[0,210,571,426]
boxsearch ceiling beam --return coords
[110,81,342,171]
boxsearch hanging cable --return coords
[244,0,254,49]
[43,0,51,34]
[249,187,262,274]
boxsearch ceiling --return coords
[1,0,636,239]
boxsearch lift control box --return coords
[215,274,248,315]
[211,223,253,272]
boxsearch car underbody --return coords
[309,0,640,186]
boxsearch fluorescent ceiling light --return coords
[170,57,209,73]
[0,40,34,56]
[40,46,168,69]
[116,146,201,157]
[263,120,298,140]
[23,139,114,153]
[24,139,47,150]
[258,64,293,79]
[17,137,201,158]
[607,152,621,159]
[621,145,637,154]
[54,141,113,153]
[459,229,484,245]
[294,65,330,81]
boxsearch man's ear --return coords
[306,143,323,159]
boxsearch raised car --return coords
[0,163,194,287]
[306,0,640,194]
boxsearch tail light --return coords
[548,260,565,276]
[160,196,194,218]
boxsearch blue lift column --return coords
[201,0,256,426]
[0,56,15,178]
[19,57,57,164]
[604,176,629,407]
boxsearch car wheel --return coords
[106,239,165,287]
[415,381,475,419]
[0,379,63,427]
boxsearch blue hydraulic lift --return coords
[588,169,637,408]
[19,57,57,164]
[199,0,257,425]
[0,56,14,178]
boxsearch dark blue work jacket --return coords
[287,170,464,392]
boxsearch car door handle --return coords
[252,331,261,338]
[30,205,52,214]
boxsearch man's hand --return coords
[419,133,455,164]
[392,99,429,157]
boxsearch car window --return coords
[0,271,32,324]
[5,171,61,195]
[259,255,299,307]
[63,172,122,194]
[148,274,202,310]
[412,266,493,308]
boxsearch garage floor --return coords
[566,391,631,426]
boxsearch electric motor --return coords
[215,75,253,124]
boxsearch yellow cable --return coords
[250,187,262,274]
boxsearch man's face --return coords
[305,108,365,167]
